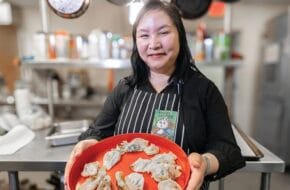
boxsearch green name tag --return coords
[151,110,178,141]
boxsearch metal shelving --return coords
[20,59,242,116]
[21,58,242,69]
[196,59,242,67]
[21,59,131,69]
[32,97,104,107]
[20,59,127,119]
[0,98,104,107]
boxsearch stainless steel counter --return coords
[0,128,285,190]
[239,138,285,173]
[237,139,284,190]
[0,129,73,171]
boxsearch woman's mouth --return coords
[148,53,166,59]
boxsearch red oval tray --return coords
[68,133,190,190]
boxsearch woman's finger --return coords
[186,153,206,190]
[188,152,203,169]
[186,168,201,190]
[64,139,98,186]
[186,174,196,190]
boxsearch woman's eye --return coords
[139,34,149,38]
[159,31,169,35]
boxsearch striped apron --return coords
[113,82,209,190]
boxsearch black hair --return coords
[129,0,198,87]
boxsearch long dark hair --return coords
[129,0,197,87]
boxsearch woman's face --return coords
[136,9,180,75]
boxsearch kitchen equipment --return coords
[219,0,240,2]
[70,34,89,59]
[33,31,48,59]
[107,0,133,6]
[47,0,90,19]
[14,82,33,118]
[88,29,102,60]
[204,37,214,61]
[255,11,290,165]
[214,32,231,60]
[55,31,70,59]
[0,126,7,136]
[45,120,90,146]
[174,0,212,19]
[99,31,112,59]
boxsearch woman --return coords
[65,1,245,189]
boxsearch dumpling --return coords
[78,166,112,190]
[77,177,98,190]
[149,163,181,182]
[130,158,152,173]
[151,152,177,164]
[95,166,107,185]
[97,175,111,190]
[115,171,129,190]
[115,172,144,190]
[149,163,172,182]
[117,138,149,153]
[144,143,159,155]
[103,149,122,170]
[158,179,182,190]
[81,161,100,177]
[125,173,144,190]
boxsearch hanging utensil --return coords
[107,0,134,6]
[47,0,90,19]
[173,0,212,19]
[219,0,240,3]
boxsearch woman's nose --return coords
[149,36,161,49]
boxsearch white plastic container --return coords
[88,29,102,60]
[33,32,48,60]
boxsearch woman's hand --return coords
[64,139,98,186]
[186,152,207,190]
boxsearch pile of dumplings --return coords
[77,138,182,190]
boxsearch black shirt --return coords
[79,67,245,181]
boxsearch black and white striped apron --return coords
[113,83,209,190]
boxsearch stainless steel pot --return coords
[107,0,133,6]
[173,0,212,19]
[47,0,90,19]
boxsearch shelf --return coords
[21,59,241,69]
[195,59,242,67]
[0,98,104,107]
[0,101,14,105]
[21,59,131,69]
[0,96,15,105]
[33,97,105,107]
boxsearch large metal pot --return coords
[219,0,240,3]
[47,0,90,19]
[107,0,133,6]
[173,0,213,19]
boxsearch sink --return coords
[45,120,91,146]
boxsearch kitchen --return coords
[0,0,289,189]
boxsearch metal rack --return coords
[21,59,132,69]
[21,58,242,120]
[20,58,132,121]
[21,58,241,69]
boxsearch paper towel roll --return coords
[14,88,32,117]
